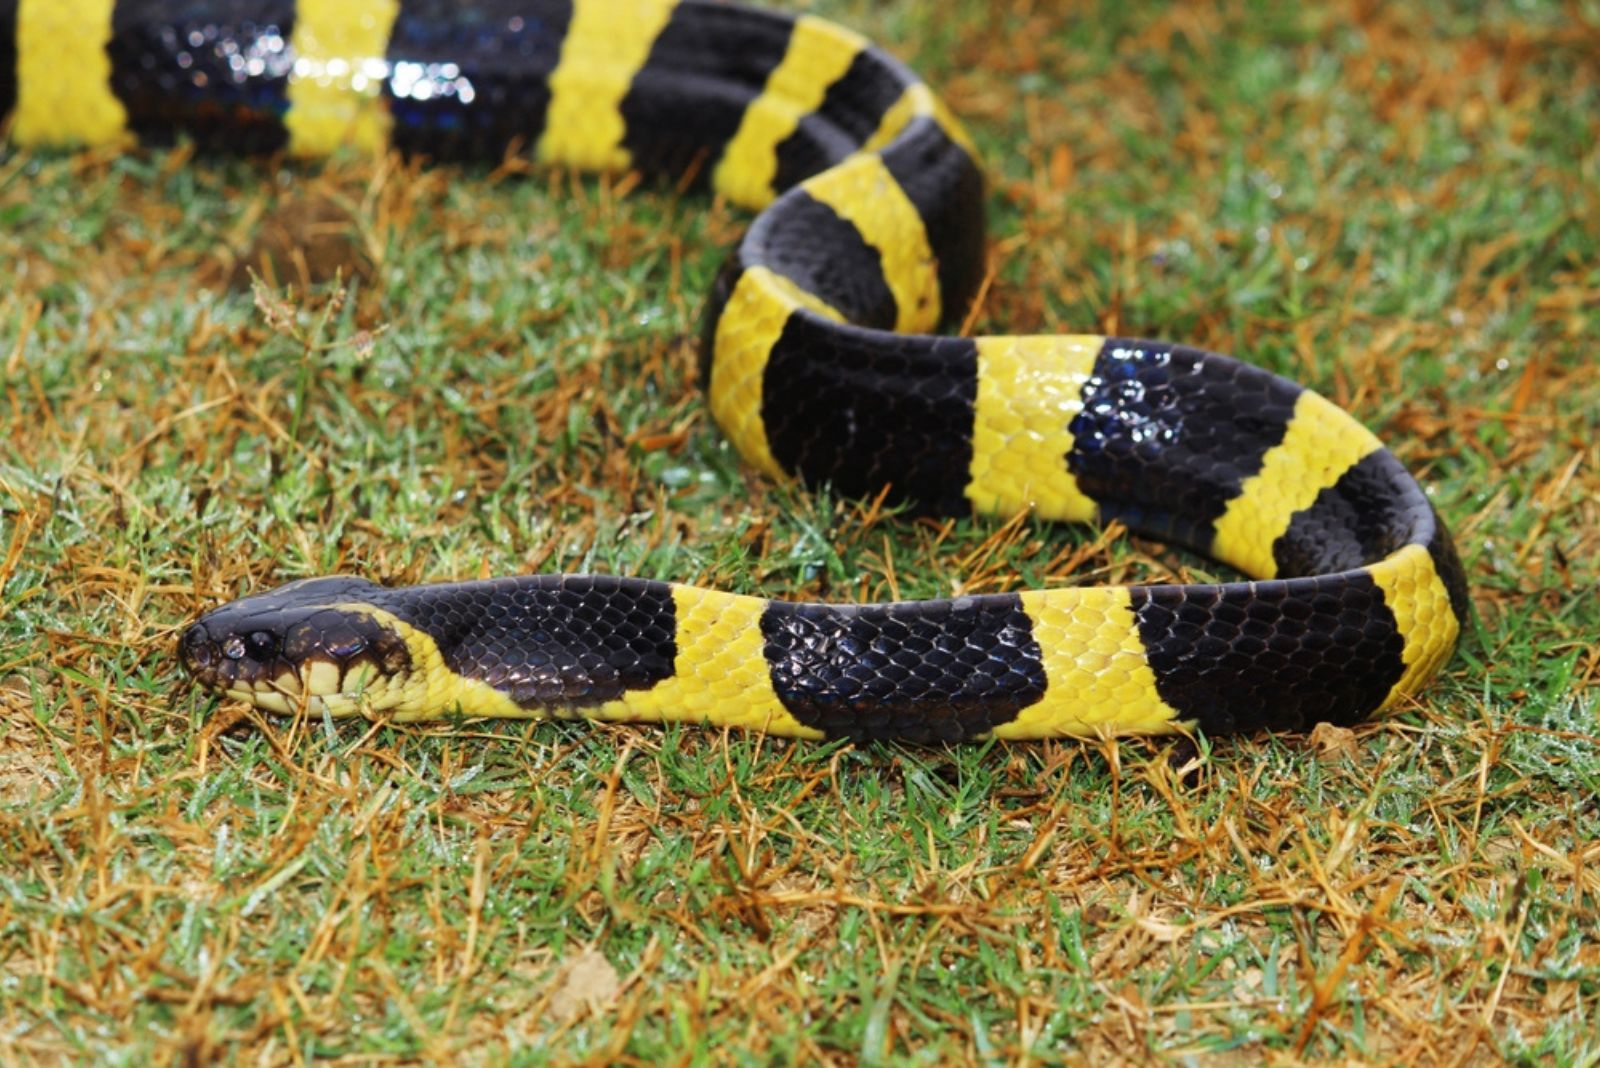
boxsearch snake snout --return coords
[178,622,217,674]
[180,579,418,715]
[178,616,284,690]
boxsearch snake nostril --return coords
[180,625,213,669]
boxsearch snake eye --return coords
[222,636,247,660]
[246,631,280,660]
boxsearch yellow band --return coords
[538,0,678,170]
[967,335,1102,523]
[712,15,867,209]
[802,153,941,333]
[285,0,402,157]
[995,587,1176,739]
[12,0,129,148]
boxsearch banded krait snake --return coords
[1,0,1468,742]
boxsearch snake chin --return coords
[179,577,413,714]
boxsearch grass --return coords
[1,0,1596,1061]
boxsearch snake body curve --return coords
[3,0,1468,742]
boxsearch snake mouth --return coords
[179,584,414,715]
[180,623,371,714]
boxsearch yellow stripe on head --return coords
[711,15,867,209]
[12,0,130,147]
[593,585,824,738]
[298,603,527,720]
[1366,545,1461,712]
[994,587,1178,739]
[284,0,401,157]
[967,335,1102,523]
[1211,390,1383,579]
[537,0,678,170]
[800,152,940,333]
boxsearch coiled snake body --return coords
[4,0,1468,742]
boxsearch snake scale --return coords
[3,0,1469,743]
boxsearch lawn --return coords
[2,0,1596,1062]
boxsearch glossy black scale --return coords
[1275,448,1429,576]
[379,576,678,706]
[107,0,297,152]
[0,1,16,127]
[384,0,572,161]
[618,0,794,186]
[760,594,1047,742]
[758,191,900,329]
[1129,575,1407,732]
[760,316,981,515]
[1425,510,1471,626]
[1069,339,1301,553]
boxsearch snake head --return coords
[179,577,413,715]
